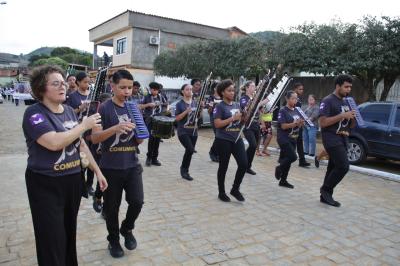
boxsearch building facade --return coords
[89,10,247,88]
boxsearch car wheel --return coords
[347,139,366,165]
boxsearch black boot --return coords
[145,157,152,167]
[108,241,124,258]
[180,167,193,181]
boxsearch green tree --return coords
[32,57,69,69]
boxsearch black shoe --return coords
[299,161,311,167]
[120,229,137,250]
[209,153,218,162]
[230,189,245,202]
[180,168,193,181]
[151,159,162,166]
[279,180,294,189]
[314,157,320,168]
[218,193,231,202]
[108,241,124,258]
[246,168,256,175]
[320,191,341,207]
[145,157,152,167]
[320,196,341,207]
[92,197,102,213]
[275,166,282,180]
[87,186,95,196]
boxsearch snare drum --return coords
[151,116,175,139]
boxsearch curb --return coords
[265,147,400,183]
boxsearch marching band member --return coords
[141,82,167,166]
[175,84,198,181]
[91,70,144,258]
[275,90,304,189]
[318,74,355,207]
[206,81,221,162]
[23,65,107,265]
[213,80,248,202]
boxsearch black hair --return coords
[66,74,76,80]
[293,82,303,90]
[210,81,219,91]
[180,83,190,95]
[75,71,88,85]
[133,81,141,87]
[285,90,296,99]
[240,80,255,92]
[191,79,201,86]
[216,79,234,98]
[149,82,161,90]
[99,92,112,103]
[334,74,353,86]
[112,69,133,84]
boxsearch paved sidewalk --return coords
[0,102,399,265]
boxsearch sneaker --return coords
[145,157,152,167]
[151,159,162,166]
[218,193,231,202]
[279,180,294,189]
[108,241,124,258]
[230,189,245,202]
[246,168,256,175]
[120,229,137,250]
[299,161,311,167]
[92,197,102,213]
[274,166,282,180]
[314,157,320,168]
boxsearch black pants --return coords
[209,117,218,156]
[243,127,260,169]
[25,169,82,266]
[178,134,198,170]
[216,138,248,194]
[101,166,144,242]
[278,141,298,180]
[321,145,349,195]
[296,128,306,163]
[146,121,161,160]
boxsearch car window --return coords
[360,104,392,125]
[394,106,400,128]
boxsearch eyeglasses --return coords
[48,80,67,88]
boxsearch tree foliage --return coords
[31,57,69,69]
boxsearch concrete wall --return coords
[112,29,133,66]
[89,12,130,42]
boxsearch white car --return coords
[169,99,210,127]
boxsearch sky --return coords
[0,0,399,56]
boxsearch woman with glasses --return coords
[22,65,107,265]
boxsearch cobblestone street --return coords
[0,102,399,265]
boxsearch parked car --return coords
[169,98,210,127]
[348,102,400,164]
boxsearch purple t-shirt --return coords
[175,99,198,136]
[98,99,139,170]
[277,106,301,144]
[319,93,351,148]
[141,94,167,118]
[213,101,241,142]
[22,103,81,176]
[65,90,89,116]
[240,95,259,130]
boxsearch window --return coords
[360,104,392,125]
[116,37,127,55]
[394,106,400,128]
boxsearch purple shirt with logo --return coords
[175,99,198,136]
[319,93,351,148]
[65,90,89,116]
[98,99,139,170]
[214,101,241,142]
[22,103,81,176]
[277,106,301,144]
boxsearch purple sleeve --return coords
[213,103,223,119]
[23,108,55,141]
[277,109,287,124]
[319,99,331,117]
[175,101,185,116]
[240,96,248,110]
